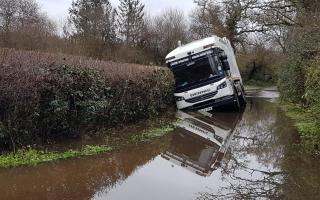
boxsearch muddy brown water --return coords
[0,89,319,200]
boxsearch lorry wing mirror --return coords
[220,55,230,71]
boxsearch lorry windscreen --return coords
[172,55,224,91]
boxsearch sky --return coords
[37,0,197,26]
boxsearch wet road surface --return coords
[0,89,319,200]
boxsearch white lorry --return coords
[165,36,246,110]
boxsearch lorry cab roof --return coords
[166,36,229,63]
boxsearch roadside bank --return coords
[280,103,320,157]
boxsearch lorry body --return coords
[165,36,246,110]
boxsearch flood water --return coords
[0,89,320,200]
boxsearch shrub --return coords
[305,59,320,125]
[278,15,320,103]
[0,48,175,149]
[237,48,282,83]
[278,57,306,103]
[305,59,320,105]
[277,20,320,155]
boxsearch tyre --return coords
[233,87,241,111]
[238,85,247,107]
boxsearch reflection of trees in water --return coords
[233,98,284,168]
[197,99,288,200]
[198,158,284,199]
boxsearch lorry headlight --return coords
[175,96,185,101]
[217,81,227,90]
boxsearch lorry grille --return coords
[186,91,218,103]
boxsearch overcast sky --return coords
[37,0,197,25]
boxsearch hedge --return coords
[0,48,175,149]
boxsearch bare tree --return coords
[264,25,290,53]
[0,0,56,49]
[117,0,145,47]
[191,0,297,51]
[148,9,189,64]
[0,0,18,44]
[189,3,225,39]
[68,0,117,57]
[16,0,39,28]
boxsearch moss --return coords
[0,145,113,168]
[280,102,320,157]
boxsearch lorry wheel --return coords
[239,93,247,107]
[233,90,241,111]
[239,86,247,107]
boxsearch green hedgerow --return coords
[0,48,175,149]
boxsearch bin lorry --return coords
[165,36,246,110]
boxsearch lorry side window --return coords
[214,56,223,72]
[208,55,224,76]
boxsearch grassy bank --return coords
[278,58,320,157]
[0,145,113,168]
[0,48,175,149]
[280,103,320,157]
[0,122,175,168]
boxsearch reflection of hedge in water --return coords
[0,49,175,148]
[0,137,171,200]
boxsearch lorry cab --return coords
[165,36,246,110]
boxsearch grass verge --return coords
[0,124,175,168]
[128,125,175,144]
[280,102,320,157]
[0,145,113,168]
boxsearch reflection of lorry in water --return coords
[165,36,246,110]
[161,110,243,177]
